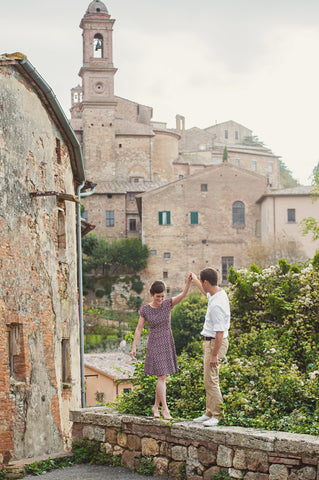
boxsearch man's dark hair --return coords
[200,268,218,286]
[150,280,166,295]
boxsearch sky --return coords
[1,0,319,185]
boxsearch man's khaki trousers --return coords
[203,337,229,419]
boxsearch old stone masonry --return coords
[71,408,319,480]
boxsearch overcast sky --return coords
[2,0,319,185]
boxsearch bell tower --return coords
[78,0,118,182]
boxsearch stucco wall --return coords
[0,65,81,463]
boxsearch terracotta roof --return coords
[256,185,313,203]
[95,180,165,194]
[84,352,135,380]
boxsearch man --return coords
[192,268,230,427]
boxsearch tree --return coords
[222,146,228,162]
[171,292,208,355]
[246,236,306,268]
[300,166,319,241]
[279,160,300,188]
[82,234,149,275]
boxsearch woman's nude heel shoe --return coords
[152,407,160,418]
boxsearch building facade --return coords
[0,54,85,463]
[69,1,280,242]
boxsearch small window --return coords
[62,338,71,385]
[134,178,139,183]
[179,174,184,179]
[222,257,234,285]
[96,392,105,403]
[129,218,137,231]
[287,209,296,223]
[119,144,122,148]
[252,160,257,172]
[81,210,88,221]
[224,130,228,139]
[190,211,198,225]
[123,388,131,394]
[55,138,61,164]
[164,252,171,259]
[201,184,208,192]
[107,194,112,199]
[74,92,78,103]
[163,271,168,279]
[8,324,24,380]
[106,210,114,227]
[268,162,273,173]
[232,201,245,226]
[58,208,66,250]
[235,131,239,140]
[129,193,135,201]
[159,211,171,225]
[150,249,157,255]
[235,158,240,167]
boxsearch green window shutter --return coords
[166,211,171,225]
[159,211,163,225]
[190,211,198,224]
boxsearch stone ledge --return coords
[69,407,319,457]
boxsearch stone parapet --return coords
[70,408,319,479]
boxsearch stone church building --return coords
[70,0,319,292]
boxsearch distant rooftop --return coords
[84,352,135,380]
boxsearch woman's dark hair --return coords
[150,280,166,295]
[200,267,218,286]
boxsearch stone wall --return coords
[70,408,319,480]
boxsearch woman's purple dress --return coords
[140,298,178,376]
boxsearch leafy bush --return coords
[113,255,319,435]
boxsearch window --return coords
[106,210,114,227]
[235,131,239,140]
[62,338,71,385]
[96,392,105,403]
[179,174,184,179]
[287,208,296,223]
[93,33,103,58]
[159,211,171,225]
[150,249,157,255]
[224,130,228,139]
[164,252,171,259]
[129,193,135,201]
[58,208,66,250]
[222,257,234,285]
[252,160,257,172]
[268,162,273,173]
[163,271,168,279]
[190,211,198,225]
[8,324,24,380]
[123,388,131,394]
[129,218,136,231]
[55,138,61,164]
[232,201,245,226]
[201,183,208,192]
[134,178,139,183]
[81,210,88,221]
[235,158,240,167]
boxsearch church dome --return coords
[86,0,108,15]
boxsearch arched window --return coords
[232,201,245,226]
[93,34,103,58]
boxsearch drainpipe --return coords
[76,181,96,408]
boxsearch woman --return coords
[130,274,192,419]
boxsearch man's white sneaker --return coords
[203,417,219,427]
[193,414,211,423]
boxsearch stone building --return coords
[69,0,280,243]
[69,0,318,295]
[137,163,268,293]
[0,53,85,463]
